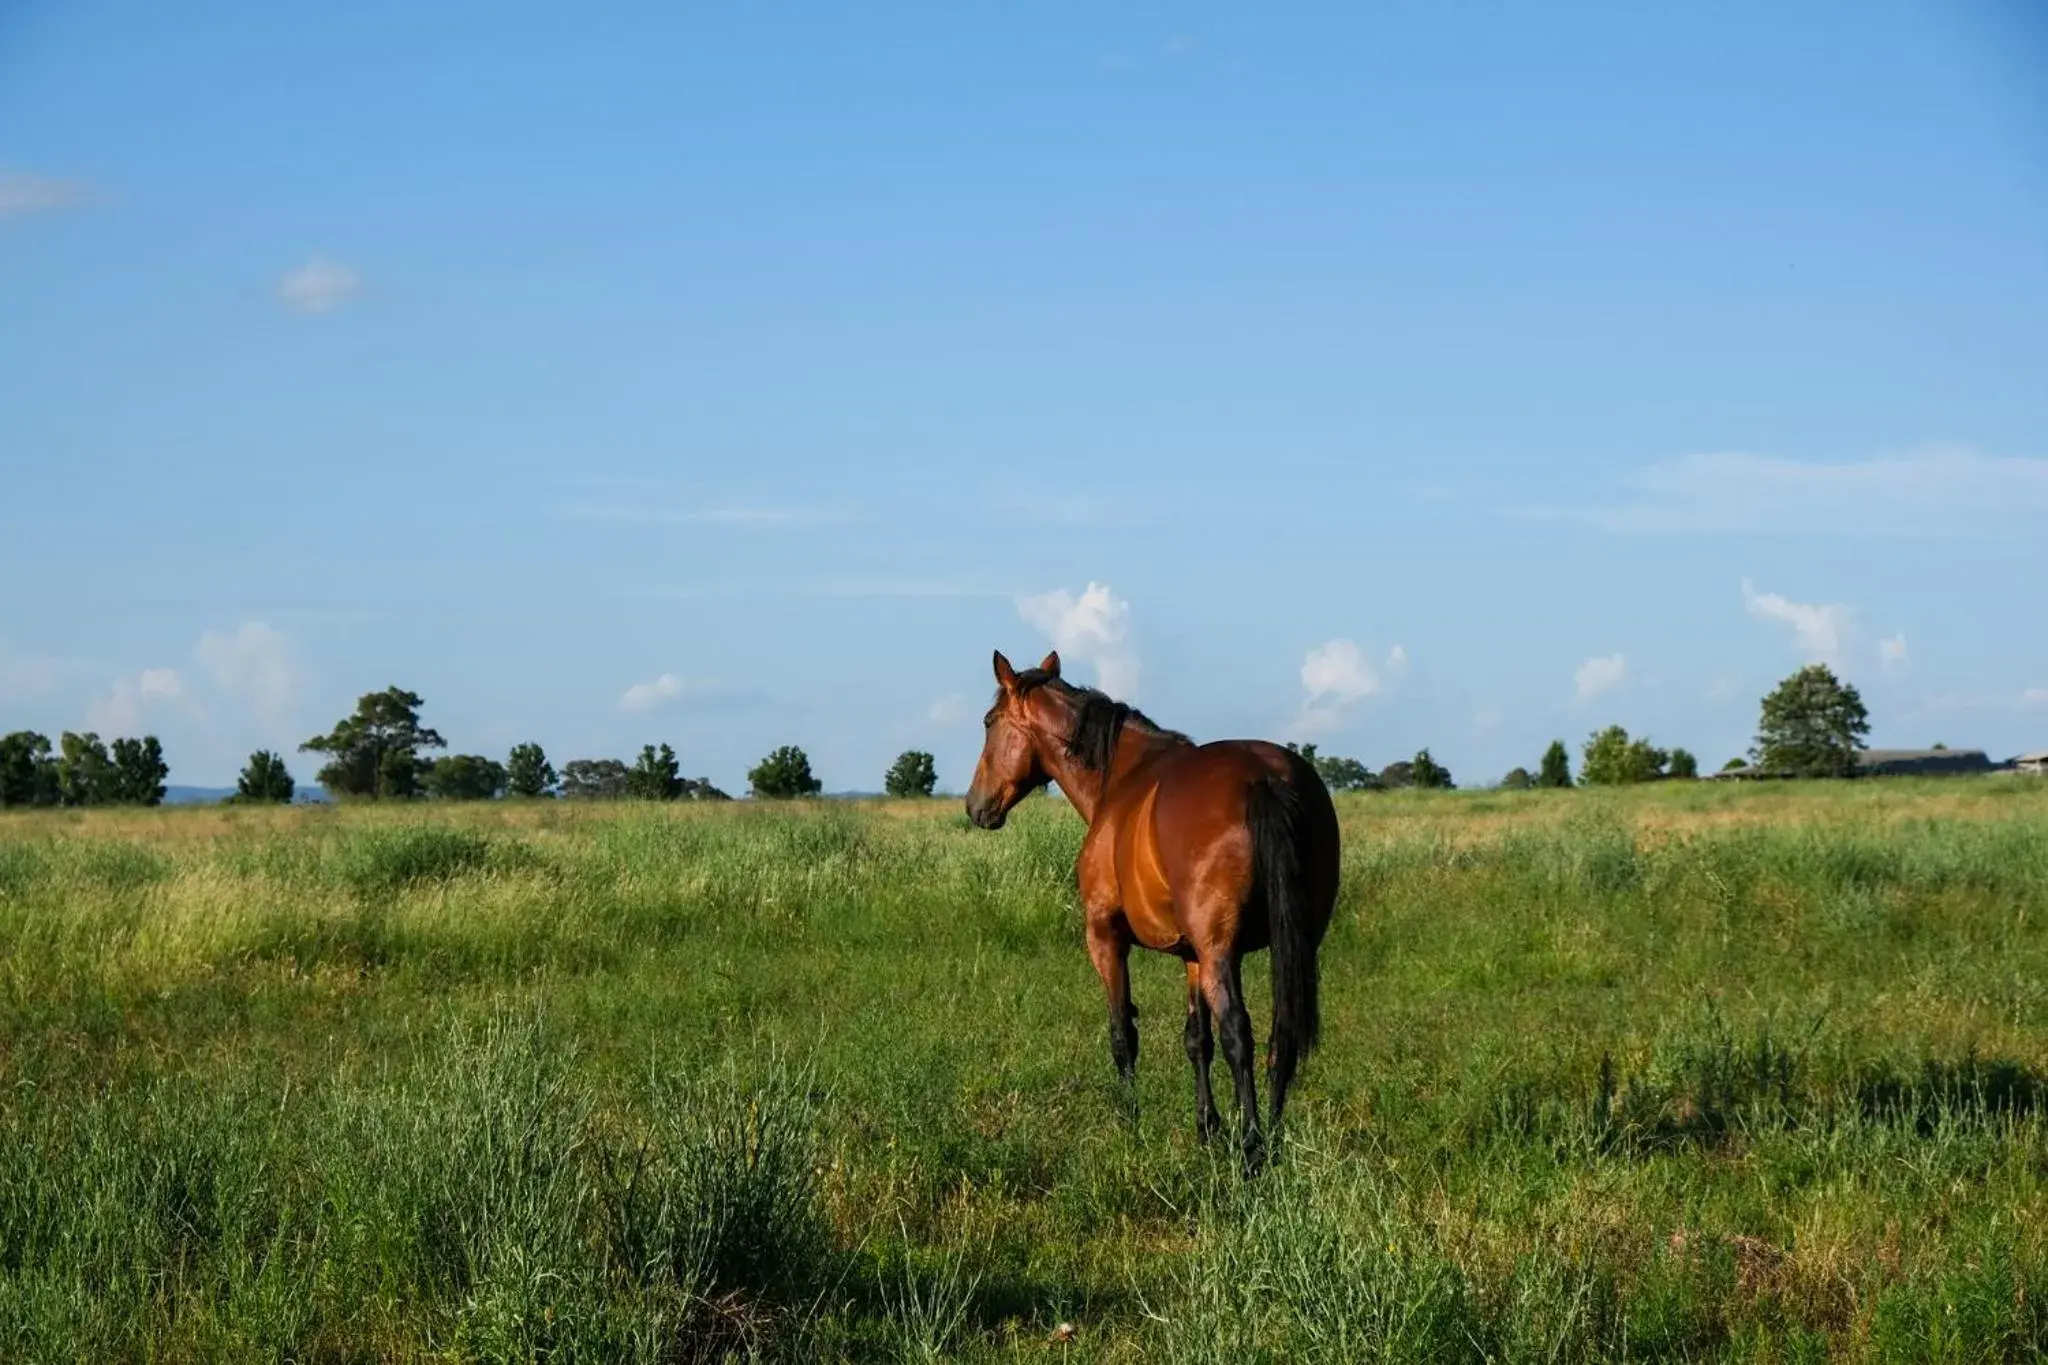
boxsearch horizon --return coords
[6,1,2047,792]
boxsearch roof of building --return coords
[2015,749,2048,764]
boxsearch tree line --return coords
[0,664,1880,810]
[1293,662,1874,793]
[0,730,169,808]
[1,683,946,809]
[230,687,943,804]
[1284,742,1457,791]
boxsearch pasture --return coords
[2,780,2046,1361]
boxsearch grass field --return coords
[3,779,2047,1361]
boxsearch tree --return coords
[1667,747,1699,781]
[1537,740,1572,789]
[749,745,822,799]
[1580,726,1629,785]
[57,731,118,806]
[560,758,631,800]
[235,750,297,803]
[885,750,938,798]
[1753,664,1870,778]
[109,736,168,805]
[300,687,446,799]
[682,777,732,802]
[1500,767,1534,790]
[0,731,60,807]
[1409,748,1454,790]
[627,743,686,800]
[1285,742,1377,791]
[1580,725,1668,785]
[506,743,556,798]
[424,754,507,801]
[1318,755,1378,791]
[1379,760,1414,789]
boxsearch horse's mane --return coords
[1006,669,1192,775]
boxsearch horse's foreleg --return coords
[1182,961,1219,1143]
[1086,917,1138,1122]
[1200,954,1265,1175]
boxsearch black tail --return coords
[1248,774,1320,1090]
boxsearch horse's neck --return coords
[1055,723,1185,827]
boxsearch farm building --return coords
[1854,748,1995,777]
[2016,750,2048,775]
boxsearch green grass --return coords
[2,779,2047,1361]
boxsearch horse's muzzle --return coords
[965,796,1006,830]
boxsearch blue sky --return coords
[4,0,2047,790]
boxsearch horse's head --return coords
[965,648,1062,830]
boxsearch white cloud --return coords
[276,256,363,314]
[1574,653,1627,702]
[139,667,183,700]
[1290,638,1407,738]
[1878,632,1909,673]
[1302,639,1384,704]
[613,674,758,716]
[926,693,972,726]
[1472,706,1504,739]
[0,172,86,218]
[617,673,692,713]
[1017,582,1139,698]
[7,625,301,779]
[195,622,301,728]
[1547,447,2048,535]
[1742,579,1851,667]
[2024,689,2048,707]
[87,667,182,734]
[86,684,142,735]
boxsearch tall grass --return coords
[0,1011,831,1362]
[2,779,2046,1359]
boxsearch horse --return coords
[964,648,1341,1171]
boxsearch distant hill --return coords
[163,785,330,805]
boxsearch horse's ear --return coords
[1038,650,1061,678]
[992,650,1017,689]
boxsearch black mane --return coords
[1007,669,1191,774]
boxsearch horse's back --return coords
[1154,739,1332,821]
[1142,740,1340,944]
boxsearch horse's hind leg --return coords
[1199,954,1265,1174]
[1086,916,1139,1123]
[1182,961,1219,1143]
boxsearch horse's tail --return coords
[1248,773,1320,1086]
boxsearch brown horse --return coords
[965,649,1340,1171]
